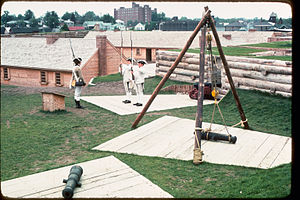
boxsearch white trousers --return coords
[74,86,82,101]
[136,83,144,103]
[123,81,132,100]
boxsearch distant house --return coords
[253,21,273,31]
[83,21,116,31]
[63,19,75,27]
[134,23,145,31]
[83,21,103,30]
[114,19,126,31]
[225,21,246,31]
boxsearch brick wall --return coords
[96,36,127,76]
[46,35,59,44]
[81,51,100,83]
[0,66,72,87]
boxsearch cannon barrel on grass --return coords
[62,165,83,199]
[201,131,237,144]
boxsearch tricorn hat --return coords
[137,60,147,65]
[126,58,136,62]
[73,57,82,63]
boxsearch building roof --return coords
[1,37,97,71]
[85,30,201,49]
[253,21,273,27]
[84,30,274,49]
[225,21,245,27]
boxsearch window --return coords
[136,48,141,55]
[40,71,48,84]
[55,72,63,86]
[3,68,10,80]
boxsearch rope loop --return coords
[232,119,248,128]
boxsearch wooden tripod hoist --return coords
[131,7,249,164]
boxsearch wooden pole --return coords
[131,9,211,129]
[194,27,206,150]
[208,14,249,129]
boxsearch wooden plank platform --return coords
[1,156,173,198]
[93,116,291,169]
[81,94,215,115]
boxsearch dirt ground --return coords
[1,81,125,97]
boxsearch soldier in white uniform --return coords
[120,58,135,104]
[132,60,147,106]
[69,57,86,109]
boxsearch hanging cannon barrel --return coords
[62,165,83,199]
[201,131,237,144]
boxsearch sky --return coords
[1,1,292,20]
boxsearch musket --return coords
[69,38,76,59]
[119,31,123,76]
[130,31,135,80]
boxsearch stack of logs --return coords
[156,50,222,84]
[223,56,292,97]
[156,50,292,97]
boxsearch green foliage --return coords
[60,23,69,32]
[43,11,59,28]
[92,73,123,83]
[243,41,292,49]
[170,40,292,61]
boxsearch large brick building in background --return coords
[114,2,157,24]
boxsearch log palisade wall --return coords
[156,50,222,84]
[156,50,292,97]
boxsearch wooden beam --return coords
[194,27,206,150]
[208,14,249,129]
[131,9,211,129]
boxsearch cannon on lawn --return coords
[62,165,83,199]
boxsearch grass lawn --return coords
[170,40,292,61]
[0,77,292,198]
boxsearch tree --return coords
[60,23,69,31]
[17,14,24,20]
[1,11,16,26]
[83,11,96,21]
[62,12,72,20]
[24,9,34,20]
[43,11,59,28]
[100,14,115,23]
[29,17,39,27]
[70,13,76,23]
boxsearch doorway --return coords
[146,48,152,62]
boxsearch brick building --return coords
[1,35,126,88]
[114,2,157,24]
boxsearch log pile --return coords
[223,56,292,97]
[156,50,222,84]
[156,51,292,97]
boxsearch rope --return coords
[232,118,248,128]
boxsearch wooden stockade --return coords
[223,56,292,97]
[156,52,292,97]
[156,51,222,84]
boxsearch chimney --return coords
[46,35,59,44]
[96,35,107,76]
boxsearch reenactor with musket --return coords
[132,60,147,106]
[120,58,135,104]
